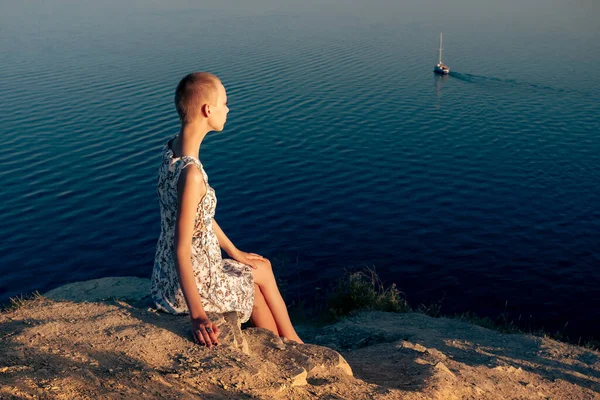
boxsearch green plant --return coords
[327,267,410,319]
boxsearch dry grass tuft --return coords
[2,291,43,313]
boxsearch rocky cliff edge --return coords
[1,277,599,399]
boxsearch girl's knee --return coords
[258,258,272,271]
[252,259,274,286]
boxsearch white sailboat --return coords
[433,32,450,75]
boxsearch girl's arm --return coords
[175,165,219,346]
[213,218,266,269]
[212,218,238,257]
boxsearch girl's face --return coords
[208,83,229,132]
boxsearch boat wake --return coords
[447,71,591,97]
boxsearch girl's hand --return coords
[231,250,267,269]
[191,317,220,347]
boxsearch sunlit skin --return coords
[171,74,303,347]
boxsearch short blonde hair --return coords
[174,72,221,123]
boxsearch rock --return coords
[222,311,249,354]
[83,369,101,386]
[290,353,315,374]
[401,341,427,353]
[507,366,522,374]
[45,278,251,355]
[289,367,308,387]
[295,344,353,377]
[245,327,354,381]
[426,347,447,361]
[196,311,250,354]
[335,354,353,376]
[270,336,286,350]
[493,365,523,374]
[434,362,456,378]
[7,349,25,361]
[45,277,151,303]
[5,277,594,400]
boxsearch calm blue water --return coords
[1,0,599,338]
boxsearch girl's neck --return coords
[173,122,209,159]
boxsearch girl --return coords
[151,72,303,347]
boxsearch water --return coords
[1,0,599,339]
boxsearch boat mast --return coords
[438,32,443,64]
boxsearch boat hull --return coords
[433,65,450,75]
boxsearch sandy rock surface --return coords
[44,277,151,303]
[307,311,600,399]
[1,277,599,399]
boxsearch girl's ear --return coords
[201,104,211,117]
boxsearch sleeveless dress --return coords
[151,136,255,323]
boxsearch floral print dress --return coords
[151,136,255,323]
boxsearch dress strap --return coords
[180,155,201,169]
[165,136,209,187]
[178,156,208,186]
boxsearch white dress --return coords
[151,136,255,322]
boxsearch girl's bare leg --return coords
[250,284,278,336]
[252,259,303,343]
